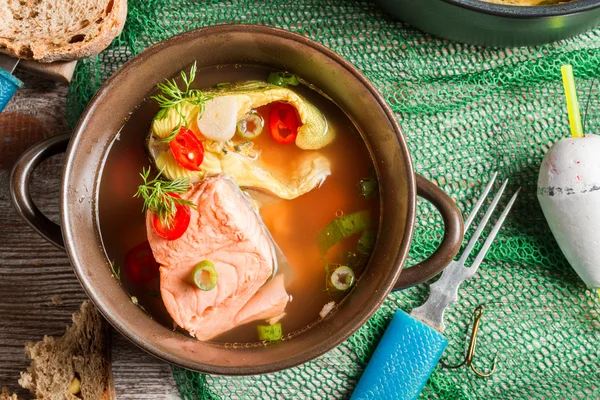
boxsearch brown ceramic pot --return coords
[10,25,463,374]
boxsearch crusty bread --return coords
[19,302,115,400]
[0,0,127,63]
[0,387,18,400]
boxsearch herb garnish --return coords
[150,62,211,142]
[160,108,188,143]
[131,296,153,319]
[134,167,195,227]
[109,260,121,282]
[267,71,300,87]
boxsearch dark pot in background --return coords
[375,0,600,47]
[10,25,463,374]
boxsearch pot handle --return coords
[10,134,70,250]
[394,174,464,290]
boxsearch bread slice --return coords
[19,302,115,400]
[0,0,127,63]
[0,387,18,400]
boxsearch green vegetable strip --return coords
[358,178,378,200]
[317,210,373,255]
[357,230,377,255]
[267,72,300,87]
[257,323,282,341]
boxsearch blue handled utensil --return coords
[0,54,24,112]
[351,173,520,400]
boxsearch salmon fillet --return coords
[147,175,289,340]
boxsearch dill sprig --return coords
[109,260,121,282]
[133,167,195,227]
[160,107,188,143]
[150,61,212,142]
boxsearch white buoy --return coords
[537,134,600,289]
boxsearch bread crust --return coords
[0,0,127,63]
[18,301,115,400]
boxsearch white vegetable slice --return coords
[197,96,239,142]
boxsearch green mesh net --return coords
[67,0,600,398]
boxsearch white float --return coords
[538,134,600,289]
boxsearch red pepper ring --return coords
[169,127,204,171]
[269,102,300,144]
[152,193,191,241]
[124,241,160,283]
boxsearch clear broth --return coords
[98,65,379,343]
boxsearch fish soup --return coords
[98,64,380,343]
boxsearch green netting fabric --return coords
[67,0,600,398]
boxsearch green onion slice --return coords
[330,266,355,291]
[188,260,218,291]
[317,210,373,255]
[236,111,264,140]
[267,72,300,87]
[257,323,282,341]
[358,178,378,200]
[357,230,377,255]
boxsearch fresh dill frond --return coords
[151,62,198,110]
[131,296,153,319]
[150,61,212,138]
[161,107,189,143]
[154,107,170,121]
[109,260,121,282]
[133,167,195,227]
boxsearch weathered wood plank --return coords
[0,72,180,399]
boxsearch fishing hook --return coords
[440,304,498,377]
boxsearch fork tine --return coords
[464,172,498,231]
[457,179,509,265]
[469,188,520,271]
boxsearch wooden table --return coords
[0,71,180,399]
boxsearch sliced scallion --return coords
[257,323,282,341]
[358,178,378,200]
[330,266,355,291]
[357,230,376,255]
[188,260,218,291]
[267,72,300,87]
[317,210,373,255]
[236,111,264,140]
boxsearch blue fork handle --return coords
[0,67,23,112]
[351,310,448,400]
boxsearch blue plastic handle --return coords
[0,67,23,112]
[351,310,448,400]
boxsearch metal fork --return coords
[411,172,521,333]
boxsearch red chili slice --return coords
[169,127,204,171]
[269,102,300,144]
[152,193,191,241]
[124,241,160,283]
